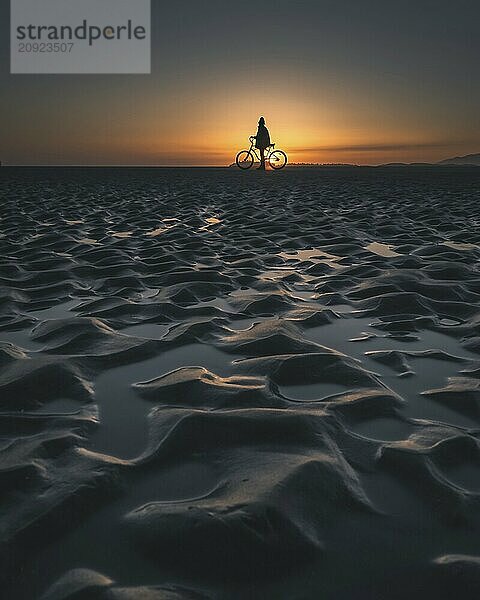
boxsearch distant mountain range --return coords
[326,152,480,167]
[436,152,480,166]
[229,152,480,168]
[381,152,480,167]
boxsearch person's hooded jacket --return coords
[255,120,271,150]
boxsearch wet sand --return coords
[1,166,480,599]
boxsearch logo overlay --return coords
[10,0,150,74]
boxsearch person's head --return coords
[258,116,265,126]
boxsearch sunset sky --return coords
[1,0,479,166]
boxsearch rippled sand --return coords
[1,167,480,599]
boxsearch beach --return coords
[1,166,479,599]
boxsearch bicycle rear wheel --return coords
[236,151,254,170]
[269,150,287,170]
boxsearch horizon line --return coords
[1,163,480,169]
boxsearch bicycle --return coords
[235,136,288,170]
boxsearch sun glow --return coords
[4,66,475,166]
[119,68,461,166]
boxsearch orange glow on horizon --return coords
[3,67,477,166]
[96,73,475,166]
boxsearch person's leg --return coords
[258,148,266,169]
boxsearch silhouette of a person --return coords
[255,116,270,170]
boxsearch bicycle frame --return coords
[247,136,275,161]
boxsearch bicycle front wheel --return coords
[269,150,287,170]
[236,151,254,170]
